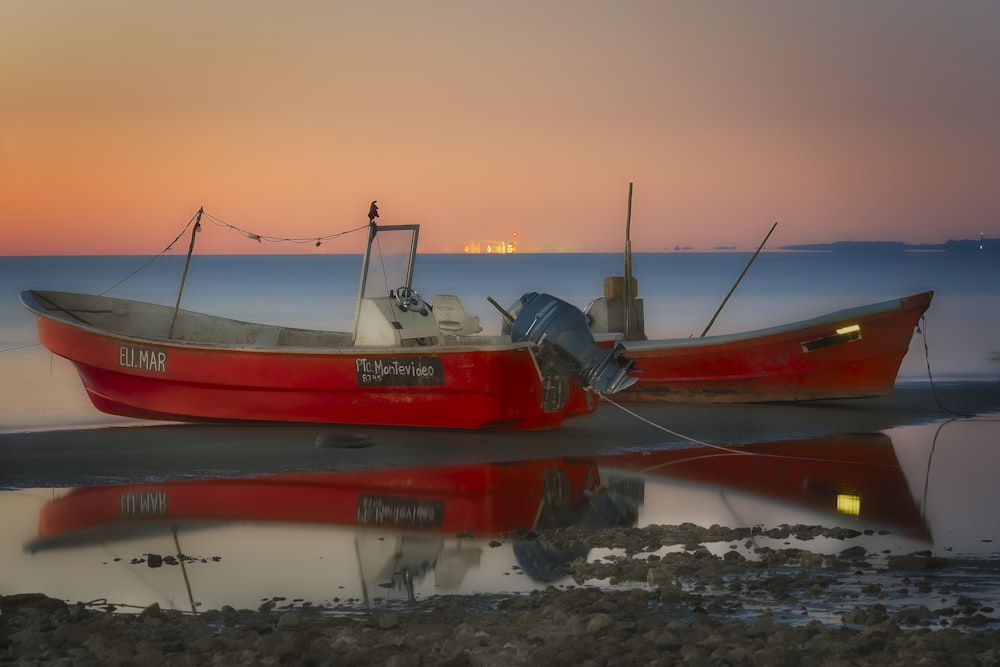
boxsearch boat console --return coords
[354,295,441,347]
[352,223,636,408]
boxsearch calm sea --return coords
[1,250,998,430]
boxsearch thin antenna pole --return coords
[624,183,634,340]
[700,221,777,338]
[168,207,203,339]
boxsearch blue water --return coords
[4,251,998,348]
[1,250,998,430]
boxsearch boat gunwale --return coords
[619,291,932,352]
[19,289,533,355]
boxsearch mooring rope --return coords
[599,393,937,473]
[0,343,39,353]
[599,396,746,454]
[918,314,973,418]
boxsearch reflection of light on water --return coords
[836,492,861,517]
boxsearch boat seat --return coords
[432,295,482,335]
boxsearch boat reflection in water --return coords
[26,457,630,610]
[595,432,931,544]
[23,432,929,612]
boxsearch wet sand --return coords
[2,381,998,489]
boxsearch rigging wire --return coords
[372,228,405,330]
[200,211,369,246]
[96,210,369,297]
[0,208,370,355]
[99,210,203,296]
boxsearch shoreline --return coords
[3,381,1000,490]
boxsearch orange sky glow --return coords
[2,1,998,255]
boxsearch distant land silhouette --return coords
[779,238,996,253]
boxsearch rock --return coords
[586,613,613,634]
[277,611,301,628]
[378,612,401,629]
[0,593,68,614]
[4,515,1000,667]
[140,602,162,620]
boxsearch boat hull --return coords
[23,291,597,430]
[612,291,932,403]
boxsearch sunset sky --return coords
[2,1,998,255]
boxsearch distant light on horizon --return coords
[464,237,518,254]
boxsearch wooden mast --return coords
[168,207,203,339]
[623,183,634,340]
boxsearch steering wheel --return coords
[394,286,428,316]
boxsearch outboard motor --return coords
[509,292,636,411]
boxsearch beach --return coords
[4,382,1000,664]
[3,252,1000,663]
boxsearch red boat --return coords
[20,220,634,430]
[589,290,932,403]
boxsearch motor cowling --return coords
[509,292,635,410]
